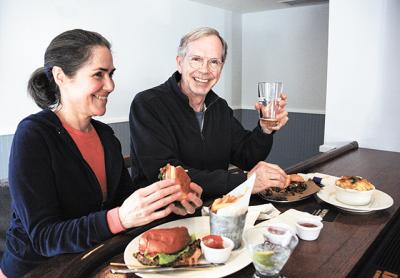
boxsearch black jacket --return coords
[1,109,134,277]
[129,72,273,199]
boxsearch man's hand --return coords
[256,93,289,134]
[247,161,288,194]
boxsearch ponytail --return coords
[27,67,60,109]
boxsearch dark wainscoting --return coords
[0,181,10,259]
[234,109,325,169]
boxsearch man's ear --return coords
[52,66,66,87]
[176,56,183,74]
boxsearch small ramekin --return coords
[296,218,323,241]
[335,185,374,206]
[200,236,234,264]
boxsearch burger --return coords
[133,227,202,266]
[159,164,193,202]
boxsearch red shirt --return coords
[63,121,125,234]
[63,122,107,200]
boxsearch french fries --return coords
[211,195,239,213]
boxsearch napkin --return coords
[298,172,338,187]
[248,204,281,220]
[258,209,322,234]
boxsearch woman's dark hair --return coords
[28,29,111,109]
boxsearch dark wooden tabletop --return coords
[25,146,400,278]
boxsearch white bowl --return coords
[335,185,374,206]
[296,218,323,241]
[263,223,294,247]
[200,235,234,263]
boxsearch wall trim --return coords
[0,129,15,136]
[233,106,326,114]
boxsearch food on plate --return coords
[265,174,307,199]
[159,163,193,201]
[210,194,239,213]
[335,176,375,205]
[200,235,234,263]
[287,174,305,184]
[202,235,224,249]
[335,176,375,191]
[133,227,201,266]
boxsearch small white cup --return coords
[200,236,234,264]
[296,218,323,241]
[263,223,294,247]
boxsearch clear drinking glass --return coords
[258,82,283,128]
[243,225,298,278]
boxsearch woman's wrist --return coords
[106,207,126,234]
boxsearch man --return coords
[129,27,289,199]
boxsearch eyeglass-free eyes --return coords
[187,55,223,71]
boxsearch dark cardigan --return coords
[0,109,134,277]
[129,71,274,199]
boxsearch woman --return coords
[0,29,203,278]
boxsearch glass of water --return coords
[258,82,283,129]
[243,225,298,278]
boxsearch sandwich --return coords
[133,227,202,266]
[159,164,192,201]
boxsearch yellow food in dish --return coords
[335,176,375,191]
[211,195,239,213]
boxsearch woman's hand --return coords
[247,161,288,194]
[118,179,182,229]
[170,182,203,215]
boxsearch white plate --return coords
[316,183,393,212]
[123,216,253,278]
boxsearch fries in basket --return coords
[211,195,241,213]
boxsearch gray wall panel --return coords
[235,109,325,169]
[108,122,130,157]
[0,135,13,181]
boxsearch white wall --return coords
[0,0,236,135]
[241,4,329,113]
[324,0,400,152]
[223,12,243,108]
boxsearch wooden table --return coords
[26,144,400,278]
